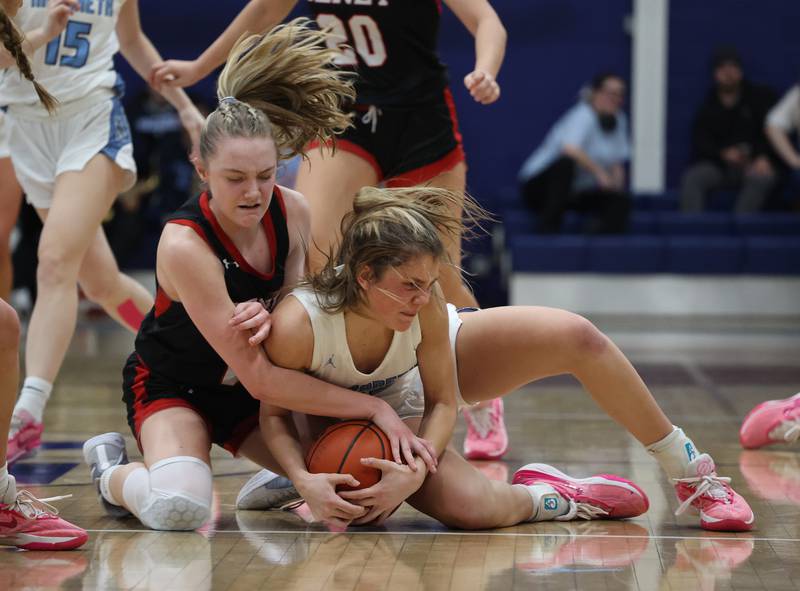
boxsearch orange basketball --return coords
[305,420,392,491]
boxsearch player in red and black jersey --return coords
[81,22,436,532]
[152,0,510,461]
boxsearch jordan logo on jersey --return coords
[325,355,336,369]
[222,258,239,270]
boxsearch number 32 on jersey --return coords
[317,14,386,67]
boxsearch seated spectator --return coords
[518,73,630,234]
[765,82,800,188]
[680,47,778,213]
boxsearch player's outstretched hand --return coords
[464,70,501,105]
[371,401,438,473]
[230,300,271,346]
[294,472,365,531]
[340,457,426,526]
[150,59,203,92]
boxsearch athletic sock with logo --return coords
[645,425,699,480]
[516,483,571,522]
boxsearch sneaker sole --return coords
[464,443,509,461]
[514,463,650,517]
[0,531,89,551]
[700,514,755,532]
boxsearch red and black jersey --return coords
[133,188,289,387]
[306,0,448,106]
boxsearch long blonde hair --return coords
[0,7,57,112]
[199,18,355,163]
[307,187,489,313]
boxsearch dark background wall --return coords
[119,0,800,207]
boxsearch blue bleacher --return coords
[587,236,665,273]
[666,237,744,274]
[500,192,799,275]
[742,238,800,274]
[510,236,586,272]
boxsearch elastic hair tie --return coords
[219,96,238,105]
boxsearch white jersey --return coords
[0,0,127,112]
[291,286,423,401]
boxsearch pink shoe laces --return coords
[673,474,731,516]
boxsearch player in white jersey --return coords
[0,0,204,464]
[238,185,756,533]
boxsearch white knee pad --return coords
[123,456,213,531]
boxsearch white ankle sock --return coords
[15,377,53,423]
[99,465,123,506]
[0,463,16,504]
[517,483,571,522]
[645,426,699,481]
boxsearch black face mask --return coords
[598,113,617,133]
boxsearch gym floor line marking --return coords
[84,529,800,543]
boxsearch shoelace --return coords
[556,499,609,521]
[466,405,495,439]
[781,421,800,443]
[673,474,731,516]
[9,414,22,437]
[11,490,72,519]
[361,105,382,133]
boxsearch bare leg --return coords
[0,301,19,462]
[77,228,152,331]
[295,146,379,273]
[0,158,22,302]
[455,307,673,446]
[409,447,532,528]
[423,162,479,309]
[401,417,531,529]
[26,154,128,381]
[108,407,211,513]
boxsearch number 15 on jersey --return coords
[45,21,93,69]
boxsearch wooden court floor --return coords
[3,315,800,590]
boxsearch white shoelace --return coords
[361,105,382,133]
[772,420,800,444]
[556,499,609,521]
[466,405,495,439]
[8,414,22,437]
[673,474,731,516]
[9,490,72,518]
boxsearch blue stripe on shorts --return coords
[100,96,132,161]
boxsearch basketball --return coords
[305,420,393,491]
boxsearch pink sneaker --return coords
[512,463,649,520]
[0,490,88,550]
[739,392,800,449]
[463,398,509,460]
[673,453,754,531]
[7,410,43,464]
